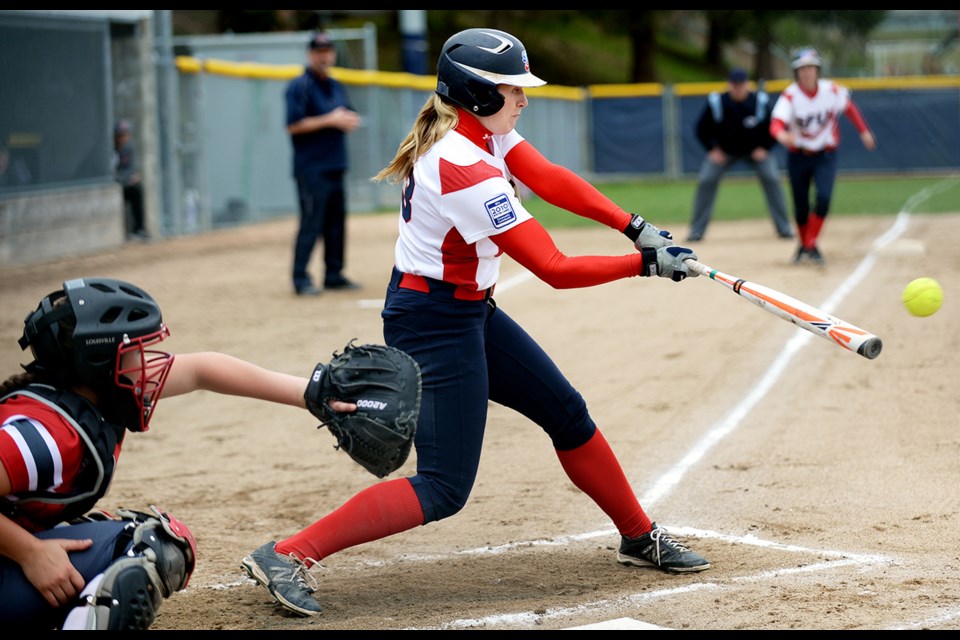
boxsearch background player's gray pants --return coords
[689,154,792,240]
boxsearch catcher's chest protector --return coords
[0,384,125,522]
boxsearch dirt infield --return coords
[1,209,958,630]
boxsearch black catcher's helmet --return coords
[436,28,546,117]
[18,277,173,432]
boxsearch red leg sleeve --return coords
[806,213,825,248]
[555,429,652,539]
[276,478,424,565]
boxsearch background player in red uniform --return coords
[770,47,877,265]
[241,27,709,619]
[1,277,354,629]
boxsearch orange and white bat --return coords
[684,259,883,360]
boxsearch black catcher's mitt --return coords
[305,340,421,478]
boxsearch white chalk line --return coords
[196,537,895,630]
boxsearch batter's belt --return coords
[390,267,494,301]
[794,147,835,157]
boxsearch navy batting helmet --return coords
[436,28,546,117]
[19,277,173,432]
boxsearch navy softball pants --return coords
[382,268,597,525]
[786,149,838,225]
[0,519,127,627]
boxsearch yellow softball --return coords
[901,277,943,317]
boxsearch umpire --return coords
[687,68,792,242]
[286,31,362,296]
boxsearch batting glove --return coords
[639,245,699,282]
[623,213,674,250]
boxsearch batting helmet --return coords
[436,28,546,117]
[19,277,173,432]
[791,47,822,70]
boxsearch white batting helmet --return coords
[791,47,822,70]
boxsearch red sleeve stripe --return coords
[439,158,504,195]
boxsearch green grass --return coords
[523,174,960,228]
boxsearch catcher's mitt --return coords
[304,340,421,478]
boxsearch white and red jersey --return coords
[770,79,856,153]
[394,107,645,292]
[395,114,533,292]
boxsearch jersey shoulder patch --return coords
[484,193,518,229]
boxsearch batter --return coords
[241,27,710,619]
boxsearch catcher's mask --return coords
[436,28,546,117]
[19,277,173,432]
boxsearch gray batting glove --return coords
[639,246,699,282]
[623,213,674,250]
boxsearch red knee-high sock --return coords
[797,220,809,248]
[555,429,652,539]
[276,478,424,565]
[806,213,825,248]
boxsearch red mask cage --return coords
[114,324,173,432]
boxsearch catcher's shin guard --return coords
[118,505,198,596]
[60,558,164,630]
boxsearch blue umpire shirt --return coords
[285,70,353,176]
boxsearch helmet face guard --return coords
[114,325,174,432]
[436,28,546,116]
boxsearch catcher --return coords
[1,277,417,629]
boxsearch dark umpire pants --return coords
[689,153,791,238]
[292,170,347,291]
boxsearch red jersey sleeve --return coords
[843,101,869,133]
[492,218,644,289]
[504,140,633,233]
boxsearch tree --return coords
[699,10,888,80]
[702,10,742,72]
[742,10,795,79]
[173,10,890,84]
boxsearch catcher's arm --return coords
[163,352,356,412]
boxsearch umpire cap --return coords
[308,31,334,50]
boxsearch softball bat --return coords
[684,259,883,360]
